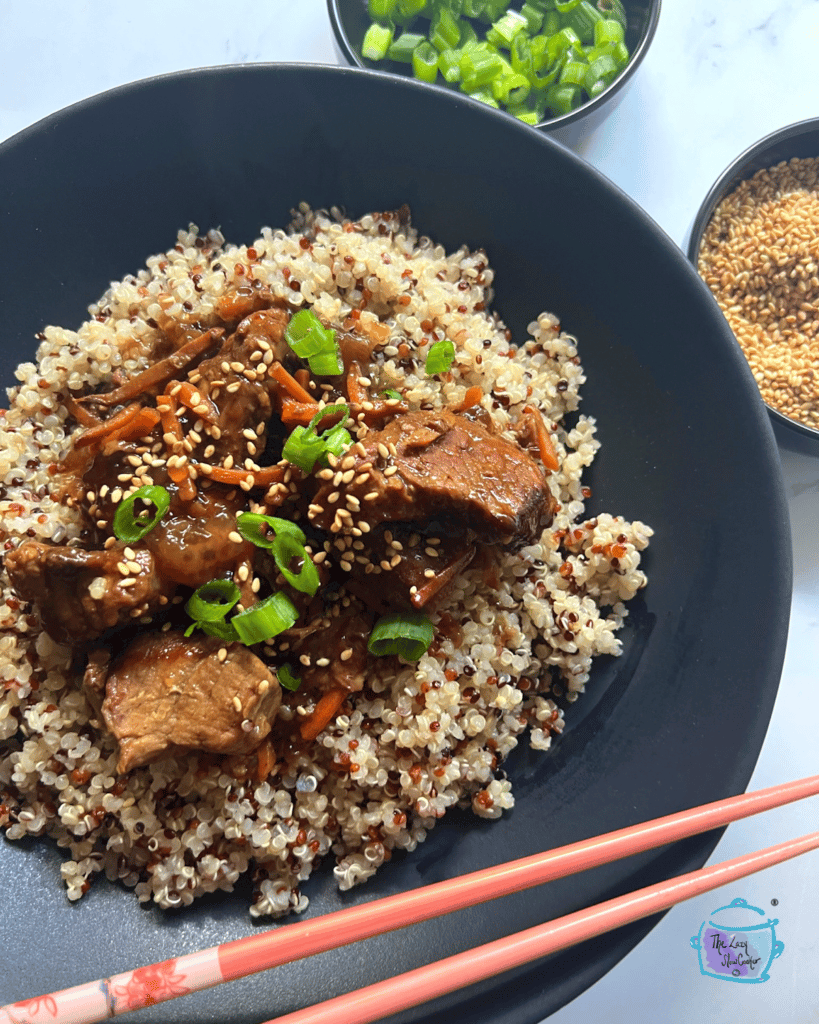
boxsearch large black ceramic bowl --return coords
[0,65,790,1024]
[687,116,819,448]
[327,0,661,133]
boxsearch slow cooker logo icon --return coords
[690,897,785,983]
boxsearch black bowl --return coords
[687,117,819,448]
[327,0,661,133]
[0,64,789,1024]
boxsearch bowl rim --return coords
[325,0,662,132]
[686,115,819,444]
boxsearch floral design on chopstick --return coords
[8,994,58,1020]
[110,960,190,1010]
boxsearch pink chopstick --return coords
[2,773,817,1024]
[260,828,819,1024]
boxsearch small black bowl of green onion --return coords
[327,0,660,132]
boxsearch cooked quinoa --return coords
[0,205,651,917]
[697,156,819,430]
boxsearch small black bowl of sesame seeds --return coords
[688,117,819,445]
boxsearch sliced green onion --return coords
[387,31,426,62]
[282,426,326,473]
[594,16,624,45]
[595,0,627,30]
[198,618,241,642]
[486,10,528,49]
[284,309,342,377]
[562,0,604,42]
[430,8,461,51]
[322,422,353,461]
[584,52,617,90]
[368,611,435,661]
[112,484,170,543]
[413,40,440,82]
[438,47,463,82]
[520,1,545,34]
[382,388,402,401]
[185,579,241,623]
[545,82,582,115]
[363,22,395,61]
[278,664,302,691]
[233,591,298,645]
[397,0,428,18]
[272,532,320,596]
[368,0,398,18]
[425,338,456,374]
[460,47,504,90]
[359,0,632,123]
[559,59,588,87]
[237,512,305,549]
[282,404,351,473]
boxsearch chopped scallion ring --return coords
[272,532,320,596]
[278,663,302,691]
[368,611,435,661]
[112,484,170,543]
[425,339,456,375]
[284,308,343,377]
[282,404,352,473]
[185,579,241,623]
[237,512,305,549]
[232,591,299,645]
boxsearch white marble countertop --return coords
[1,1,817,1021]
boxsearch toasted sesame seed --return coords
[384,466,399,477]
[316,657,331,667]
[228,531,244,544]
[232,696,243,712]
[377,443,390,460]
[217,647,228,663]
[424,568,436,578]
[340,648,353,662]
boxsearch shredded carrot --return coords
[280,398,322,426]
[269,362,316,406]
[345,363,366,406]
[525,405,559,472]
[411,548,476,608]
[63,393,100,428]
[196,462,286,487]
[172,380,219,424]
[157,393,183,449]
[73,402,143,448]
[300,687,347,742]
[82,327,222,407]
[254,738,277,782]
[456,385,483,413]
[108,407,161,443]
[156,393,197,500]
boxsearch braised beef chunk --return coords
[193,308,288,464]
[310,410,555,546]
[4,541,175,644]
[342,524,476,614]
[289,613,372,695]
[100,631,281,773]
